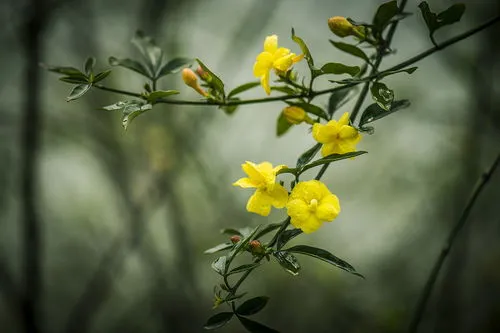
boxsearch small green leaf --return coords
[277,229,303,250]
[236,296,269,316]
[238,316,279,333]
[285,245,363,278]
[59,76,89,84]
[121,102,153,130]
[67,84,91,102]
[102,101,128,111]
[373,0,399,34]
[370,82,394,111]
[277,112,293,137]
[296,143,321,169]
[196,58,225,99]
[377,67,418,80]
[329,41,370,63]
[291,28,314,68]
[147,90,180,103]
[157,57,193,77]
[254,222,282,240]
[204,243,233,254]
[220,228,243,236]
[271,86,297,95]
[319,63,360,77]
[92,70,112,83]
[273,251,300,276]
[43,65,83,76]
[84,57,96,75]
[288,102,328,120]
[227,81,260,99]
[327,87,355,117]
[228,263,261,276]
[299,151,367,175]
[437,3,466,26]
[131,30,163,75]
[359,100,410,128]
[211,256,227,276]
[203,312,233,330]
[109,56,151,78]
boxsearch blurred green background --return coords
[1,0,500,332]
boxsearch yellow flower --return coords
[312,112,361,157]
[286,180,340,233]
[253,35,303,95]
[233,161,289,216]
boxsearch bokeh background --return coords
[1,0,500,332]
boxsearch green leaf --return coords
[319,63,360,77]
[285,245,363,278]
[67,84,91,102]
[228,81,260,99]
[84,57,96,75]
[370,82,394,111]
[277,229,303,250]
[157,57,193,77]
[102,101,128,111]
[59,76,89,84]
[196,58,225,99]
[147,90,180,103]
[131,30,163,75]
[271,86,297,95]
[359,99,410,127]
[236,296,269,316]
[43,65,83,76]
[220,228,243,236]
[291,28,314,69]
[377,67,418,80]
[204,243,233,254]
[372,0,399,34]
[229,225,261,259]
[296,143,321,169]
[228,263,261,276]
[329,41,370,63]
[238,316,279,333]
[327,88,355,117]
[203,312,233,330]
[290,102,328,120]
[273,251,300,276]
[299,151,367,175]
[276,112,293,137]
[221,99,239,115]
[418,2,465,43]
[92,70,112,83]
[121,102,152,130]
[211,256,227,276]
[109,57,151,78]
[254,222,282,240]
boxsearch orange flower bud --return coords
[230,235,241,244]
[182,68,208,96]
[195,66,211,82]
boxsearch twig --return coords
[408,153,500,333]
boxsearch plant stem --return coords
[408,153,500,333]
[93,84,142,97]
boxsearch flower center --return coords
[308,199,318,212]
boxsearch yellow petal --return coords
[272,164,287,174]
[273,54,294,72]
[321,142,339,157]
[316,194,341,221]
[289,180,325,204]
[336,141,357,154]
[273,47,291,60]
[246,190,272,216]
[338,112,350,126]
[312,122,338,144]
[264,35,278,53]
[253,52,273,77]
[300,215,323,233]
[292,54,304,63]
[287,199,310,226]
[338,125,359,140]
[233,177,257,188]
[269,184,288,208]
[261,70,271,95]
[242,161,265,183]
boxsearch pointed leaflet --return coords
[377,67,417,80]
[291,28,314,69]
[121,102,153,130]
[236,296,269,316]
[359,100,410,128]
[43,65,83,76]
[204,243,233,254]
[227,263,261,276]
[211,256,227,276]
[196,58,225,98]
[146,90,180,103]
[329,41,370,63]
[67,84,91,102]
[285,245,363,277]
[318,63,360,77]
[277,229,303,250]
[418,2,465,43]
[157,57,193,77]
[227,81,260,99]
[238,316,279,333]
[109,56,151,78]
[131,30,163,76]
[273,251,300,276]
[203,312,233,330]
[254,222,282,239]
[295,143,321,169]
[327,87,355,118]
[370,82,394,111]
[372,0,399,35]
[60,77,88,84]
[84,57,96,75]
[299,151,367,175]
[92,70,112,83]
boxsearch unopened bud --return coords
[195,66,211,82]
[182,68,208,96]
[249,240,265,254]
[230,235,241,244]
[283,106,314,125]
[328,16,363,39]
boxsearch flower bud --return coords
[230,235,241,244]
[182,68,208,96]
[195,66,211,82]
[248,240,264,254]
[283,106,314,125]
[328,16,364,39]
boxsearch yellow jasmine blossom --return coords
[286,180,340,233]
[253,35,303,95]
[312,112,361,157]
[233,161,289,216]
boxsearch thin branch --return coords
[409,153,500,333]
